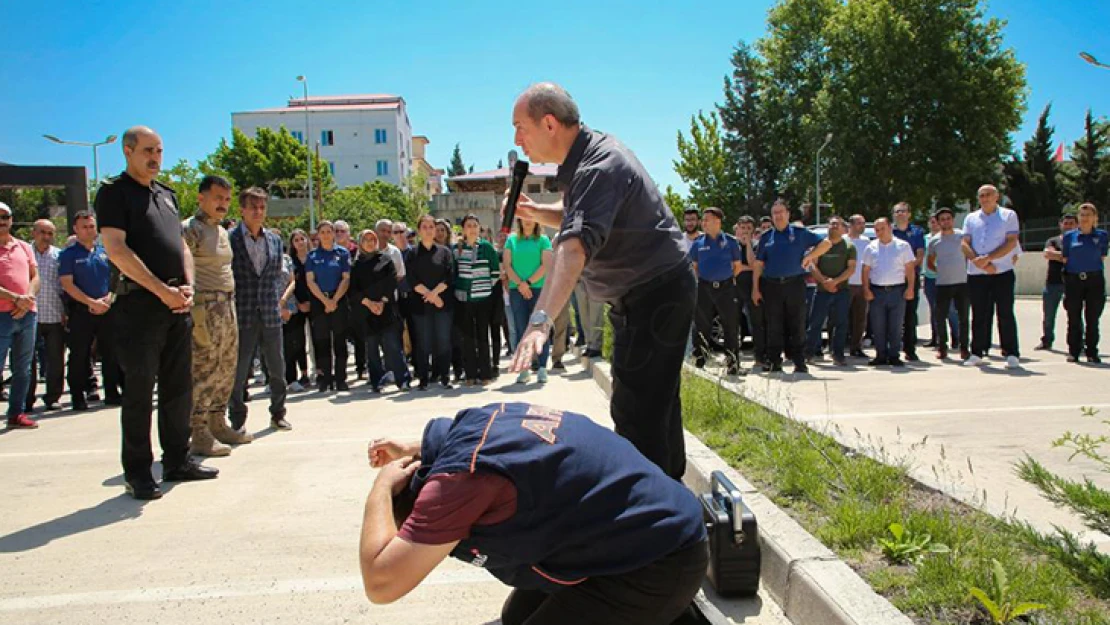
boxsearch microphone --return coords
[500,160,531,235]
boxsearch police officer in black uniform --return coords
[96,126,217,500]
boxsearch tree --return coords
[662,185,688,224]
[1061,110,1110,210]
[403,170,431,223]
[157,158,237,219]
[289,181,410,234]
[719,41,779,215]
[1004,105,1062,221]
[211,126,332,199]
[680,0,1027,220]
[497,159,503,169]
[448,143,467,177]
[674,111,745,222]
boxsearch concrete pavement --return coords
[0,358,789,625]
[709,299,1110,548]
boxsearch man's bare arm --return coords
[985,233,1019,261]
[182,239,195,286]
[532,238,586,330]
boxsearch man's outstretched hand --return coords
[510,325,549,373]
[374,457,422,496]
[368,438,421,468]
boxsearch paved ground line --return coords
[797,403,1110,423]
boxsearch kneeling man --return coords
[360,401,708,625]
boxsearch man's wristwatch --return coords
[529,310,553,333]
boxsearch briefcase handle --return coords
[710,470,746,539]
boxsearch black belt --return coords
[870,283,905,290]
[116,277,182,296]
[624,259,692,301]
[1067,270,1103,281]
[699,278,735,290]
[761,274,804,284]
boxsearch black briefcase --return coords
[700,470,761,597]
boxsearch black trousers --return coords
[310,296,349,385]
[501,539,708,625]
[761,275,807,367]
[609,262,696,480]
[283,310,309,383]
[457,297,494,381]
[489,291,505,367]
[113,291,192,482]
[28,322,65,407]
[901,279,921,356]
[968,271,1019,358]
[68,306,122,403]
[1064,271,1105,358]
[934,283,970,352]
[736,276,765,364]
[694,279,740,367]
[347,323,366,376]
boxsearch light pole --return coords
[296,75,316,231]
[1080,52,1110,70]
[815,132,833,225]
[42,134,118,195]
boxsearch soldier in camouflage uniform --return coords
[182,175,251,456]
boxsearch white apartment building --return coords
[232,94,414,189]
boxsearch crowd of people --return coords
[683,188,1107,375]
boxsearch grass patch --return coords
[681,371,1110,625]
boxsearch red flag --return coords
[1054,143,1065,162]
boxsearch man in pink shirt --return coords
[0,201,41,429]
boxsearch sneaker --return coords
[904,352,919,362]
[6,413,38,429]
[288,381,305,393]
[694,357,706,369]
[1067,354,1080,363]
[1006,355,1021,370]
[963,354,984,367]
[381,371,396,385]
[537,368,549,384]
[516,370,531,384]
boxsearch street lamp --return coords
[1079,51,1110,70]
[815,132,833,225]
[42,134,118,193]
[296,75,316,231]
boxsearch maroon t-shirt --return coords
[398,472,518,545]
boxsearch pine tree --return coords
[448,143,467,177]
[1062,110,1110,209]
[1004,105,1063,220]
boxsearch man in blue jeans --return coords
[861,218,916,367]
[806,216,857,366]
[0,201,40,429]
[1035,213,1078,351]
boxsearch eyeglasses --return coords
[393,229,405,234]
[0,215,11,221]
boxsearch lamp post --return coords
[1080,51,1110,70]
[42,134,118,196]
[296,75,316,231]
[815,132,833,225]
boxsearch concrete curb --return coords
[573,349,914,625]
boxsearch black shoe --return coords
[1034,342,1051,351]
[694,357,706,369]
[769,362,784,372]
[162,458,219,482]
[72,400,90,411]
[401,381,412,391]
[726,364,745,376]
[1088,354,1102,364]
[335,381,350,392]
[868,357,888,366]
[271,417,292,430]
[86,392,101,402]
[104,396,122,406]
[922,340,937,348]
[904,352,919,362]
[317,379,330,393]
[1067,354,1080,363]
[44,401,62,411]
[125,479,162,500]
[889,358,906,367]
[794,363,809,374]
[417,381,429,391]
[551,361,566,371]
[583,348,603,358]
[440,378,454,390]
[370,385,382,394]
[951,340,959,350]
[850,349,867,358]
[833,357,847,366]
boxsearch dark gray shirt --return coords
[556,127,686,302]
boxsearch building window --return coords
[374,129,387,144]
[328,161,335,175]
[321,130,334,146]
[291,130,304,144]
[376,160,389,176]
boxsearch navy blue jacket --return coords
[413,402,706,591]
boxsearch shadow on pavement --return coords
[0,494,149,553]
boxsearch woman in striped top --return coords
[453,214,501,385]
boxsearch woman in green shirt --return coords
[453,214,501,385]
[504,216,553,384]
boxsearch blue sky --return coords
[1,0,1108,195]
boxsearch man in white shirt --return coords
[846,214,871,358]
[961,185,1022,369]
[861,218,915,367]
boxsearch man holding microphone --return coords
[505,82,695,480]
